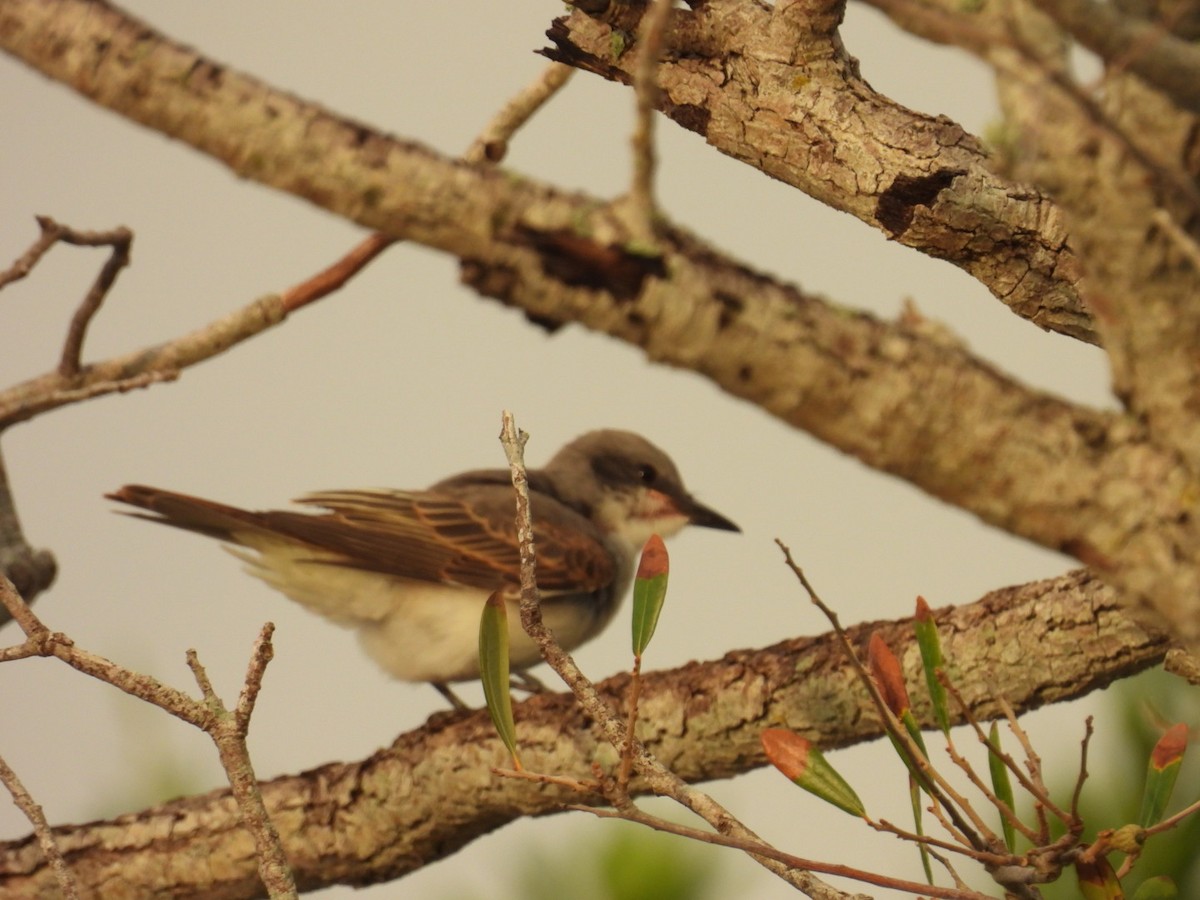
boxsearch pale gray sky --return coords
[1,4,1117,898]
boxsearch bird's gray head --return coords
[543,430,739,547]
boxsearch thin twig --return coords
[0,575,295,895]
[192,636,297,900]
[627,0,674,244]
[995,693,1061,818]
[1069,716,1094,826]
[0,221,394,430]
[56,224,133,377]
[0,219,62,290]
[579,805,994,900]
[1144,793,1200,836]
[279,231,394,314]
[776,541,1001,855]
[464,62,574,164]
[498,414,850,900]
[869,816,1012,866]
[492,767,601,795]
[0,752,78,899]
[618,655,643,791]
[0,216,134,380]
[235,622,276,731]
[939,675,1061,833]
[942,730,1039,844]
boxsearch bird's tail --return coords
[106,485,268,543]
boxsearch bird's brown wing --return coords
[109,483,614,594]
[290,486,614,594]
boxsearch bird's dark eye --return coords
[638,464,658,484]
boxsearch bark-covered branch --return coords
[0,570,1168,898]
[542,1,1092,343]
[0,0,1087,343]
[1038,0,1200,114]
[5,0,1200,646]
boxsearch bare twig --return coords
[626,0,674,242]
[0,227,395,429]
[579,805,994,900]
[0,576,295,896]
[942,724,1039,844]
[0,216,133,377]
[189,627,297,900]
[0,753,78,899]
[617,656,643,792]
[497,413,851,900]
[54,222,133,377]
[776,541,1003,856]
[939,675,1066,829]
[464,62,574,164]
[869,817,1010,866]
[278,231,394,314]
[0,449,56,614]
[0,219,62,290]
[1069,716,1094,826]
[235,623,275,731]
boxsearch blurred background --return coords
[2,4,1193,897]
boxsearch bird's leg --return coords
[432,681,471,711]
[509,669,548,693]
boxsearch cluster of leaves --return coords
[477,536,1196,898]
[762,597,1194,899]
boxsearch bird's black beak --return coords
[682,497,740,533]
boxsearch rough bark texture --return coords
[2,0,1199,647]
[2,0,1200,895]
[0,572,1167,898]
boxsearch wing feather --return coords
[288,486,614,594]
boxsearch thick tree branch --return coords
[543,1,1093,343]
[5,0,1200,644]
[0,570,1168,898]
[0,0,1088,344]
[1038,0,1200,114]
[985,7,1200,473]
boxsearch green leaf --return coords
[885,710,933,796]
[761,728,866,817]
[1140,723,1188,827]
[908,774,933,884]
[479,591,520,769]
[1132,875,1178,899]
[914,596,951,734]
[631,534,669,658]
[988,722,1017,852]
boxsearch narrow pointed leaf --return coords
[1139,723,1188,826]
[914,596,951,734]
[479,591,520,768]
[900,708,928,756]
[887,711,933,795]
[988,722,1017,851]
[868,632,910,717]
[761,728,866,817]
[908,775,933,883]
[1132,876,1177,899]
[1076,856,1125,900]
[631,534,669,657]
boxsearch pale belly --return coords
[228,540,619,683]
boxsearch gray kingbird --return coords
[108,430,739,705]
